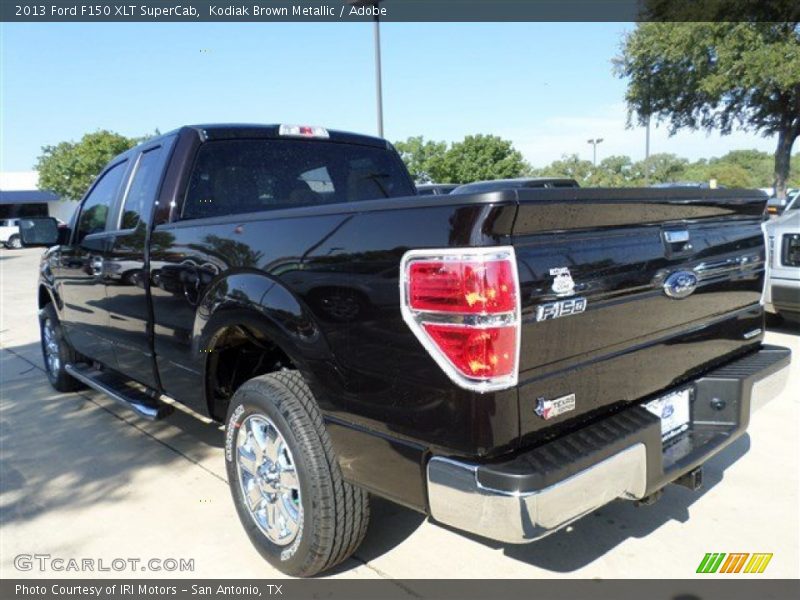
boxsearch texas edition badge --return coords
[535,393,577,420]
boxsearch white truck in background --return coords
[0,218,22,248]
[764,191,800,321]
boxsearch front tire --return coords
[7,234,21,249]
[225,371,370,576]
[39,303,85,392]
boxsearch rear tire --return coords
[39,303,85,392]
[225,370,370,577]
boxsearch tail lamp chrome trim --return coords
[399,246,522,393]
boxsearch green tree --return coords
[712,149,774,186]
[707,163,754,188]
[535,154,595,184]
[37,130,141,200]
[791,152,800,187]
[631,153,689,184]
[393,136,448,183]
[615,22,800,198]
[695,150,774,188]
[438,134,527,183]
[680,159,712,185]
[594,155,636,186]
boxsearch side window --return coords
[76,161,127,242]
[120,147,165,230]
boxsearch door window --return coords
[76,161,127,242]
[119,147,165,230]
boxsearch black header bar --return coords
[3,0,800,23]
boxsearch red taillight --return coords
[408,260,516,314]
[401,248,520,392]
[422,324,517,378]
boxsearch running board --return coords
[65,363,173,420]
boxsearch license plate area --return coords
[644,388,691,443]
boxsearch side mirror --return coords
[58,225,71,245]
[19,217,60,247]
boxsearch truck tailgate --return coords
[511,188,768,446]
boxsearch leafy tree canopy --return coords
[532,149,799,189]
[37,130,142,200]
[395,134,528,184]
[615,22,800,197]
[393,136,447,183]
[533,154,594,182]
[439,135,528,184]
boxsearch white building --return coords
[0,171,79,223]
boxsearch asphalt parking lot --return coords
[1,246,798,580]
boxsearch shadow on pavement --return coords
[0,341,223,528]
[765,313,800,335]
[342,497,426,570]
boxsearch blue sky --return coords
[0,22,776,172]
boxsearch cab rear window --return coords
[181,139,413,220]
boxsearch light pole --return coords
[347,1,384,137]
[645,72,652,161]
[587,138,604,166]
[373,12,384,137]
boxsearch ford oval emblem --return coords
[662,405,675,419]
[664,271,698,299]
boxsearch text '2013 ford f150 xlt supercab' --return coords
[21,124,790,576]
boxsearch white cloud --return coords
[0,171,39,190]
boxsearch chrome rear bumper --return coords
[428,444,647,544]
[426,345,791,544]
[750,359,790,413]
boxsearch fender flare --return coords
[191,272,336,412]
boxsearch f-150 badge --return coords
[536,297,587,321]
[535,393,576,420]
[550,267,576,296]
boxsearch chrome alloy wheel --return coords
[236,414,302,546]
[42,318,60,375]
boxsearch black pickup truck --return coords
[21,124,790,576]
